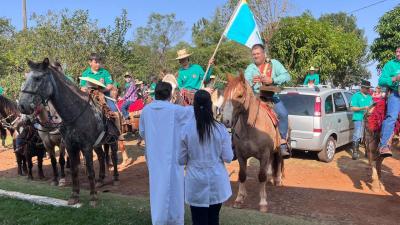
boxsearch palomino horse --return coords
[222,72,283,213]
[19,58,120,206]
[162,74,185,105]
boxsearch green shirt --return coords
[149,82,156,98]
[177,64,212,90]
[350,91,373,121]
[0,86,3,95]
[125,82,131,90]
[378,59,400,91]
[79,67,113,87]
[303,73,320,85]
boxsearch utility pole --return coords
[22,0,27,30]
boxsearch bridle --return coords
[20,69,92,127]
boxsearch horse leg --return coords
[273,152,284,186]
[58,145,66,187]
[376,157,385,191]
[258,154,270,213]
[111,143,120,185]
[233,156,248,209]
[94,146,105,188]
[26,153,33,180]
[22,155,28,175]
[67,150,80,205]
[83,149,97,207]
[37,153,45,180]
[103,144,112,168]
[15,153,24,176]
[49,148,59,186]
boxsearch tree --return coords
[269,13,369,86]
[135,13,185,74]
[371,5,400,69]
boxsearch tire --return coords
[318,136,336,163]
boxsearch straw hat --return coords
[309,66,316,71]
[124,72,132,78]
[210,75,216,79]
[175,49,192,60]
[79,77,106,88]
[135,79,143,85]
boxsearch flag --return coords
[224,0,263,48]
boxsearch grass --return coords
[0,177,320,225]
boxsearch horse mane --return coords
[0,95,19,117]
[47,65,88,100]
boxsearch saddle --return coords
[260,101,279,127]
[181,89,196,106]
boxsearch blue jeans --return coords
[379,92,400,148]
[352,120,363,142]
[121,100,133,119]
[273,97,289,140]
[106,98,118,112]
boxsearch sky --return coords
[1,0,400,86]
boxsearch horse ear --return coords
[226,74,234,82]
[27,59,35,69]
[41,58,50,70]
[239,70,246,83]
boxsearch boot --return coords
[352,141,359,160]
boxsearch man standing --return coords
[377,46,400,157]
[350,80,373,160]
[244,44,291,157]
[80,53,118,112]
[139,82,193,225]
[176,48,214,91]
[303,66,320,86]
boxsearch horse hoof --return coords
[113,180,120,186]
[39,175,45,180]
[27,176,33,181]
[50,181,58,186]
[233,202,243,209]
[89,200,97,207]
[68,198,79,205]
[274,180,283,186]
[95,181,104,188]
[58,178,66,187]
[259,205,268,213]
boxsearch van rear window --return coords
[279,94,315,116]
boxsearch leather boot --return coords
[352,141,359,160]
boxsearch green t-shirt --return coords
[124,82,131,90]
[0,86,3,95]
[79,67,113,87]
[177,64,212,90]
[378,59,400,91]
[149,82,156,98]
[303,73,320,85]
[350,91,373,121]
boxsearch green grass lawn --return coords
[0,177,320,225]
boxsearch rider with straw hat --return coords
[176,48,214,91]
[303,66,320,86]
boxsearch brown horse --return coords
[222,72,283,212]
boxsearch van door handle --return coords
[338,119,341,123]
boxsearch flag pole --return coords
[201,0,243,88]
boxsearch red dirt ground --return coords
[1,139,399,225]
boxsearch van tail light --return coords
[314,96,321,117]
[313,96,322,133]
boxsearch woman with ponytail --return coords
[179,90,233,225]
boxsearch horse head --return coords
[19,58,56,115]
[222,71,254,127]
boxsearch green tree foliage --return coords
[269,12,369,86]
[135,13,186,74]
[371,5,400,69]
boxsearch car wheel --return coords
[318,136,336,163]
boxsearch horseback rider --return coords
[244,44,291,158]
[120,73,137,121]
[350,80,373,160]
[377,46,400,157]
[80,53,119,112]
[176,48,214,91]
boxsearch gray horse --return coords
[19,58,120,206]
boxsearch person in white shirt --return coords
[139,81,193,225]
[179,89,233,225]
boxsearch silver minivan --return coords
[279,86,354,162]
